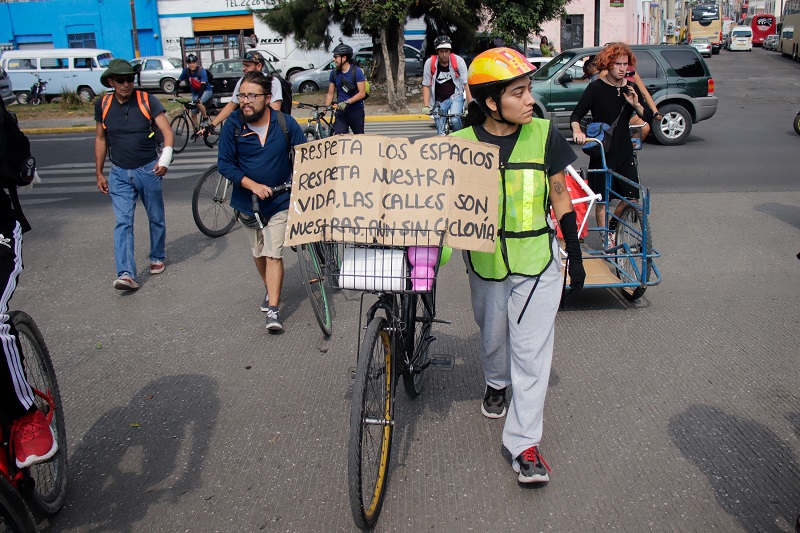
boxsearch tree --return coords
[258,0,569,113]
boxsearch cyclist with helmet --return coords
[324,43,367,134]
[451,48,585,484]
[177,54,213,129]
[422,35,471,135]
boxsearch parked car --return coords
[690,37,713,57]
[0,65,14,106]
[529,45,718,145]
[763,34,779,51]
[528,57,554,71]
[291,60,337,94]
[354,44,423,77]
[0,48,113,103]
[729,26,754,51]
[206,57,279,107]
[130,56,183,93]
[252,49,314,79]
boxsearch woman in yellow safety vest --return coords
[451,47,585,484]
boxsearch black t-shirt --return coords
[569,79,652,170]
[1,98,32,231]
[472,121,577,176]
[94,93,165,169]
[434,60,456,102]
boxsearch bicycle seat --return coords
[185,101,198,110]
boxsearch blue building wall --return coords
[0,0,161,59]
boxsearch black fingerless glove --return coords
[559,210,585,294]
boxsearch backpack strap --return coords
[430,54,460,78]
[100,94,113,129]
[275,110,294,169]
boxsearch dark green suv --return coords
[530,45,718,145]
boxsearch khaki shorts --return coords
[241,209,288,259]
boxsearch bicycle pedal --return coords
[431,317,451,325]
[428,355,454,371]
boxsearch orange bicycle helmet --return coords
[467,47,536,87]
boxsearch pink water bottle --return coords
[407,246,439,291]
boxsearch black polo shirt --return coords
[94,92,165,169]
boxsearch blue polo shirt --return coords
[217,109,306,220]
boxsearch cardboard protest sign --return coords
[284,134,500,252]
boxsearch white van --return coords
[0,48,113,103]
[729,26,753,51]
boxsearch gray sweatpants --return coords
[465,241,562,459]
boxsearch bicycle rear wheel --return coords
[296,243,331,336]
[303,126,320,142]
[192,165,237,238]
[10,311,67,516]
[615,204,652,301]
[400,293,434,398]
[0,476,37,533]
[348,317,393,530]
[171,115,190,153]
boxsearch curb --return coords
[21,114,432,135]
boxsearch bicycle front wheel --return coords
[10,311,67,516]
[192,165,237,238]
[400,293,433,398]
[296,243,331,336]
[171,115,190,153]
[348,317,393,530]
[203,117,221,148]
[615,204,652,301]
[0,476,37,533]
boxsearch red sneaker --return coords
[11,409,58,469]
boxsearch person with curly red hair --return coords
[569,43,654,232]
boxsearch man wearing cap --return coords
[94,58,174,291]
[422,35,471,135]
[204,51,284,134]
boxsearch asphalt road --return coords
[11,48,800,532]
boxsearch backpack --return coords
[101,91,164,148]
[336,67,370,101]
[273,73,293,114]
[429,54,460,78]
[181,67,212,91]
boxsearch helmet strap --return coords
[478,95,515,127]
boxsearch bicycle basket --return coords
[325,225,445,293]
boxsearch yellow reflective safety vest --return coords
[451,119,555,280]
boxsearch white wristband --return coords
[158,146,174,169]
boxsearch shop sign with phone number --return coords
[223,0,279,9]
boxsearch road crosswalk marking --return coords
[21,121,438,201]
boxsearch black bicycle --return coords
[332,226,451,529]
[294,102,336,141]
[0,311,67,533]
[169,98,219,153]
[428,102,464,136]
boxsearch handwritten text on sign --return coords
[284,135,500,252]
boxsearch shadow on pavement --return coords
[668,404,800,532]
[753,202,800,231]
[54,374,220,532]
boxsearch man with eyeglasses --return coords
[203,51,283,136]
[94,58,175,291]
[217,72,306,332]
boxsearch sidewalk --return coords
[18,102,430,135]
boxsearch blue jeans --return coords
[434,94,465,135]
[108,160,165,279]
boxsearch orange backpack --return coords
[100,91,163,146]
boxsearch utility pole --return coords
[130,0,140,58]
[595,0,601,45]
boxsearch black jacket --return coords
[1,98,32,232]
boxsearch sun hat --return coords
[100,59,142,88]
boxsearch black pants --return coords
[588,151,641,201]
[333,106,365,135]
[0,220,34,420]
